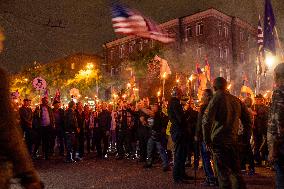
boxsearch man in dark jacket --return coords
[19,98,33,155]
[0,29,42,188]
[267,63,284,189]
[65,101,78,163]
[195,89,217,186]
[202,77,252,189]
[168,87,192,183]
[97,102,112,159]
[52,100,65,156]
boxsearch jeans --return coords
[65,132,77,160]
[173,135,188,181]
[146,137,169,168]
[212,144,246,189]
[200,142,215,181]
[275,160,284,189]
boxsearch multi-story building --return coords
[104,8,257,92]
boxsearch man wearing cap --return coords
[267,63,284,189]
[0,28,43,188]
[202,77,252,189]
[52,100,65,156]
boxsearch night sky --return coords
[0,0,283,72]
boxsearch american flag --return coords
[111,3,174,43]
[257,15,264,75]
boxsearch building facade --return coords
[104,8,257,87]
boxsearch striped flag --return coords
[111,2,174,43]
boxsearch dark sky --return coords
[0,0,283,72]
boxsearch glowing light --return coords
[86,63,94,69]
[134,88,139,91]
[265,55,277,68]
[176,79,180,83]
[24,78,28,82]
[227,84,232,90]
[157,91,161,97]
[162,72,167,79]
[127,83,131,88]
[122,94,127,99]
[85,96,88,99]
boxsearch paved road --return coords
[11,155,275,189]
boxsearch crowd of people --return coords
[17,63,284,188]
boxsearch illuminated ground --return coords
[11,155,275,189]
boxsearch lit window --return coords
[185,26,192,40]
[218,22,222,36]
[224,47,229,59]
[224,26,228,38]
[240,31,244,41]
[197,47,202,57]
[196,22,204,36]
[71,63,75,70]
[219,46,223,59]
[240,52,245,63]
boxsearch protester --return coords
[267,63,284,189]
[52,99,65,156]
[33,97,55,160]
[202,77,252,189]
[239,97,255,175]
[97,102,112,159]
[195,89,217,186]
[75,101,85,160]
[141,103,169,172]
[19,98,33,155]
[65,101,78,163]
[168,87,193,183]
[116,102,132,160]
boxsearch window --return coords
[218,22,222,36]
[224,47,229,59]
[219,46,223,59]
[197,47,202,57]
[139,41,143,51]
[224,26,228,38]
[185,26,193,40]
[240,52,245,63]
[110,49,114,60]
[111,67,115,76]
[196,22,204,36]
[129,41,135,53]
[240,31,244,41]
[71,63,75,70]
[119,45,125,58]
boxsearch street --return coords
[11,155,275,189]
